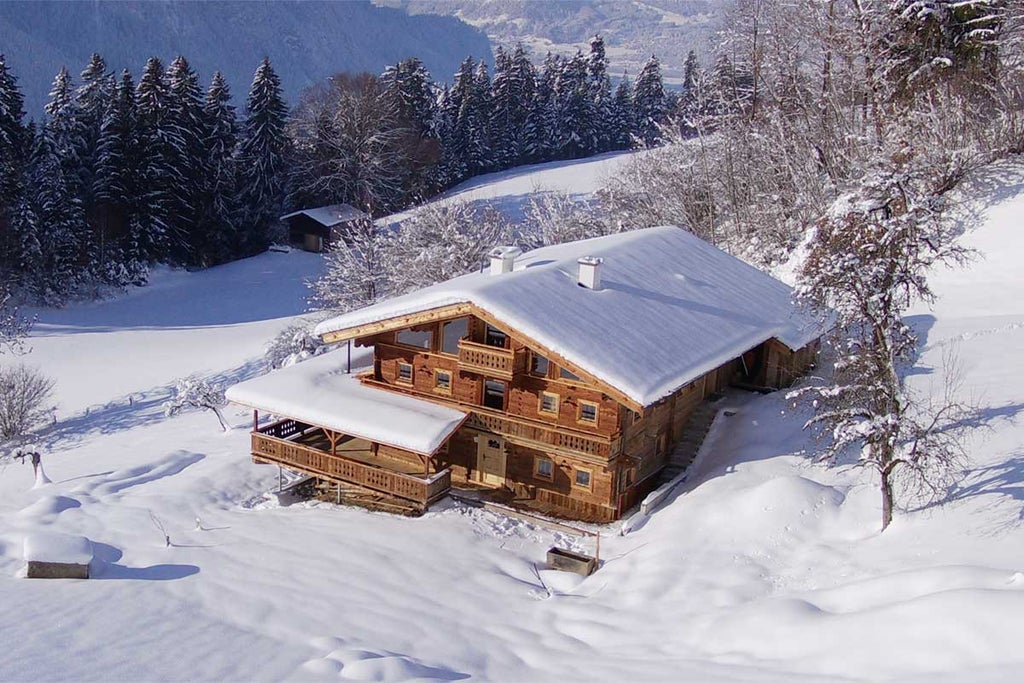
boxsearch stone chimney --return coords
[577,256,603,290]
[488,246,522,275]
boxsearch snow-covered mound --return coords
[1,154,1023,680]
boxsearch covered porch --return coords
[226,351,468,511]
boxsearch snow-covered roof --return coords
[281,204,367,227]
[225,352,467,455]
[315,226,823,407]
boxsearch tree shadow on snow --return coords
[89,541,199,581]
[37,357,267,450]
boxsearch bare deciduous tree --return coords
[163,376,230,432]
[791,153,973,531]
[0,364,55,440]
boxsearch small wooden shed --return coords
[281,203,368,253]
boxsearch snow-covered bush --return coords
[163,377,231,432]
[0,287,32,356]
[523,191,615,247]
[0,364,55,440]
[265,322,330,370]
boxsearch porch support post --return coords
[253,410,258,433]
[347,339,352,374]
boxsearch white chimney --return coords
[577,256,603,290]
[488,246,521,276]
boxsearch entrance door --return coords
[476,435,506,486]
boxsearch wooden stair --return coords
[659,400,722,484]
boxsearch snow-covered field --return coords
[1,155,1023,682]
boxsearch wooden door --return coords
[476,435,506,486]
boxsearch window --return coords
[435,369,452,393]
[534,457,554,480]
[483,379,506,410]
[530,353,549,377]
[539,392,559,415]
[574,468,592,489]
[396,328,431,349]
[578,400,598,425]
[441,318,468,355]
[559,366,581,382]
[397,362,413,384]
[485,324,508,348]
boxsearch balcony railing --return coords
[252,422,450,507]
[457,338,527,379]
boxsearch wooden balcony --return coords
[457,338,527,379]
[466,412,621,460]
[252,421,450,508]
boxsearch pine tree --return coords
[489,45,536,169]
[44,66,85,195]
[440,57,491,183]
[0,54,28,273]
[609,73,635,150]
[587,35,613,152]
[237,57,289,255]
[554,51,595,158]
[633,55,667,146]
[165,55,208,264]
[381,57,440,200]
[198,71,239,265]
[23,129,90,304]
[527,53,561,162]
[94,69,145,283]
[134,56,175,263]
[73,53,113,225]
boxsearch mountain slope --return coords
[1,0,492,114]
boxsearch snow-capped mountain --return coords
[380,0,721,84]
[1,0,492,114]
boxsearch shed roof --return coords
[225,352,467,456]
[281,204,367,228]
[315,226,823,407]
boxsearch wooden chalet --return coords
[226,226,822,521]
[281,203,367,253]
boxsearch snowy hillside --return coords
[0,0,491,114]
[1,155,1024,681]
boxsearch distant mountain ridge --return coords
[0,0,492,115]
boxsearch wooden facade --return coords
[244,307,817,521]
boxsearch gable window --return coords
[441,318,468,355]
[538,392,559,415]
[530,352,549,377]
[435,369,452,393]
[397,362,413,384]
[578,400,599,425]
[396,328,431,350]
[574,467,592,490]
[559,366,581,382]
[534,457,554,481]
[483,379,506,410]
[485,324,508,348]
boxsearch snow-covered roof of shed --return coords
[280,203,367,227]
[314,226,823,407]
[225,352,467,455]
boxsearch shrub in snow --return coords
[265,322,330,370]
[0,288,32,356]
[0,365,55,440]
[163,377,231,432]
[523,191,615,247]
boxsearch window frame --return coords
[483,379,507,411]
[440,318,468,356]
[396,361,414,385]
[573,467,593,491]
[577,400,599,426]
[484,324,509,349]
[394,327,433,351]
[534,456,554,481]
[559,366,582,382]
[434,369,453,394]
[530,352,550,377]
[538,391,560,416]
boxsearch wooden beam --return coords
[320,303,475,344]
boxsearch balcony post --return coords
[253,409,258,433]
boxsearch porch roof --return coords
[225,351,467,456]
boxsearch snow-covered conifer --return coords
[633,55,667,146]
[237,57,289,254]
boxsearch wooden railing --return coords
[457,338,527,379]
[251,426,450,507]
[466,412,619,459]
